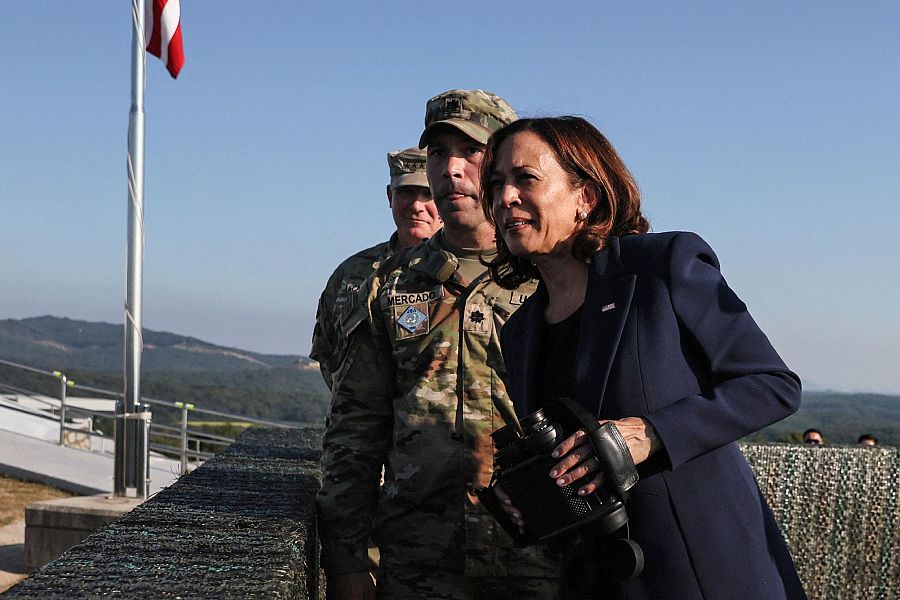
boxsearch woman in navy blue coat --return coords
[481,116,806,599]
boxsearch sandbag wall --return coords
[5,427,324,599]
[6,433,898,599]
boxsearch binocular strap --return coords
[550,397,639,498]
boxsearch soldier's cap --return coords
[387,147,429,191]
[418,89,517,148]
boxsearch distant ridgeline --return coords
[0,316,330,425]
[750,390,900,446]
[1,316,897,443]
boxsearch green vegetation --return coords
[0,316,330,427]
[2,316,897,444]
[149,421,240,461]
[752,391,900,445]
[0,316,304,372]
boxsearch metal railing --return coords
[0,357,302,474]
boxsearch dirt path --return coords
[0,519,26,593]
[0,475,73,593]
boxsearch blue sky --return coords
[2,2,898,394]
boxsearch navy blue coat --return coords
[501,232,806,600]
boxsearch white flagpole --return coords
[116,0,149,498]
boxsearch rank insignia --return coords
[463,304,492,334]
[397,306,428,334]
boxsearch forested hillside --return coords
[1,316,897,442]
[754,391,899,445]
[0,316,329,425]
[0,316,304,372]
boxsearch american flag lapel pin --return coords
[601,303,616,312]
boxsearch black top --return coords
[535,305,582,407]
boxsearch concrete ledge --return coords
[24,495,142,570]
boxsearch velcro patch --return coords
[463,304,492,334]
[397,306,428,333]
[383,286,444,308]
[508,291,531,305]
[393,302,431,339]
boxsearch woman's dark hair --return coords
[480,116,649,289]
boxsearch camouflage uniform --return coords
[310,234,397,389]
[311,147,430,388]
[317,232,558,591]
[318,89,558,598]
[418,89,522,147]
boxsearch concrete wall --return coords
[24,495,142,571]
[6,431,898,599]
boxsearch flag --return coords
[145,0,184,79]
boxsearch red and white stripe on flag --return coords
[145,0,184,79]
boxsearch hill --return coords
[0,316,309,372]
[1,317,897,442]
[0,316,329,425]
[753,390,900,445]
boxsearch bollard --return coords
[55,372,67,446]
[53,372,75,446]
[175,401,194,474]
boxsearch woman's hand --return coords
[492,484,526,534]
[549,417,661,496]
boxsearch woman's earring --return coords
[577,209,589,222]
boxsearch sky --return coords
[1,2,898,394]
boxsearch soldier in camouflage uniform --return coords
[317,90,558,600]
[311,147,440,388]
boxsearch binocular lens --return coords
[518,409,548,432]
[490,422,521,450]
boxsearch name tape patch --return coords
[386,287,443,308]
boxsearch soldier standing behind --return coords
[317,90,558,599]
[310,147,440,388]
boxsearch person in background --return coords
[310,147,440,388]
[317,90,558,599]
[803,429,824,445]
[482,116,806,599]
[858,434,878,446]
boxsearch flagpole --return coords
[116,0,150,498]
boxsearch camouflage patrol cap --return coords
[418,89,517,148]
[387,147,429,191]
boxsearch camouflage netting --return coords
[741,443,899,600]
[7,433,897,599]
[5,427,325,600]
